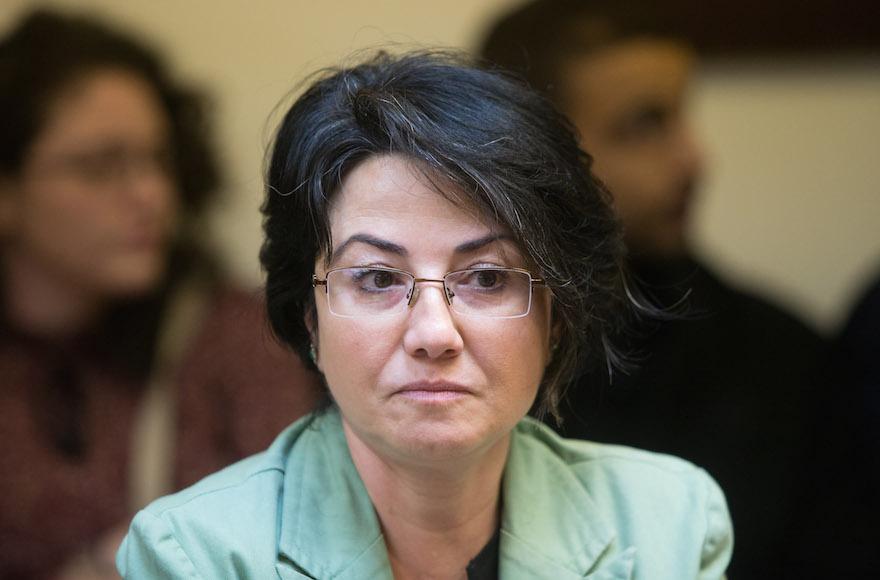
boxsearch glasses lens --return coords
[445,269,532,318]
[327,268,413,317]
[41,146,175,185]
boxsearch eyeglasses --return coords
[312,266,545,319]
[31,145,175,186]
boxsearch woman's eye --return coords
[371,270,394,288]
[475,270,500,288]
[352,269,405,291]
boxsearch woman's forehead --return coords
[318,156,529,263]
[329,156,486,228]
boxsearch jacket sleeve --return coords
[698,470,734,580]
[116,510,203,579]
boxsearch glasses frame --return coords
[312,266,545,319]
[27,145,176,188]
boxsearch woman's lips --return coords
[393,382,472,402]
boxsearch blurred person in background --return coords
[480,0,828,576]
[792,265,880,576]
[0,9,319,579]
[836,268,880,485]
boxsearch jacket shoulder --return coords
[519,419,728,520]
[118,418,314,579]
[511,419,733,577]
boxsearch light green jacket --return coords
[117,407,732,579]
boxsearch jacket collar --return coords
[499,419,635,579]
[275,410,634,579]
[276,409,392,579]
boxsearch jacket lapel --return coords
[275,409,393,579]
[499,419,636,579]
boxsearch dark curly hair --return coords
[261,50,632,421]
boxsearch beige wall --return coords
[692,59,880,332]
[3,0,878,333]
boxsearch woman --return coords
[117,51,732,579]
[0,11,319,579]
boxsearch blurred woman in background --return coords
[0,10,319,578]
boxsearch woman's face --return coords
[312,155,553,467]
[0,68,178,299]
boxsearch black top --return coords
[466,526,501,580]
[791,266,880,578]
[554,257,829,579]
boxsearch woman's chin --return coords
[384,419,509,466]
[98,257,168,298]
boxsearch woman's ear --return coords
[547,313,563,364]
[304,307,316,337]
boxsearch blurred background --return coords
[1,0,877,334]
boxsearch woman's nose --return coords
[123,159,176,216]
[401,282,464,359]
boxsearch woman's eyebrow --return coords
[331,233,514,263]
[454,234,514,254]
[332,233,408,262]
